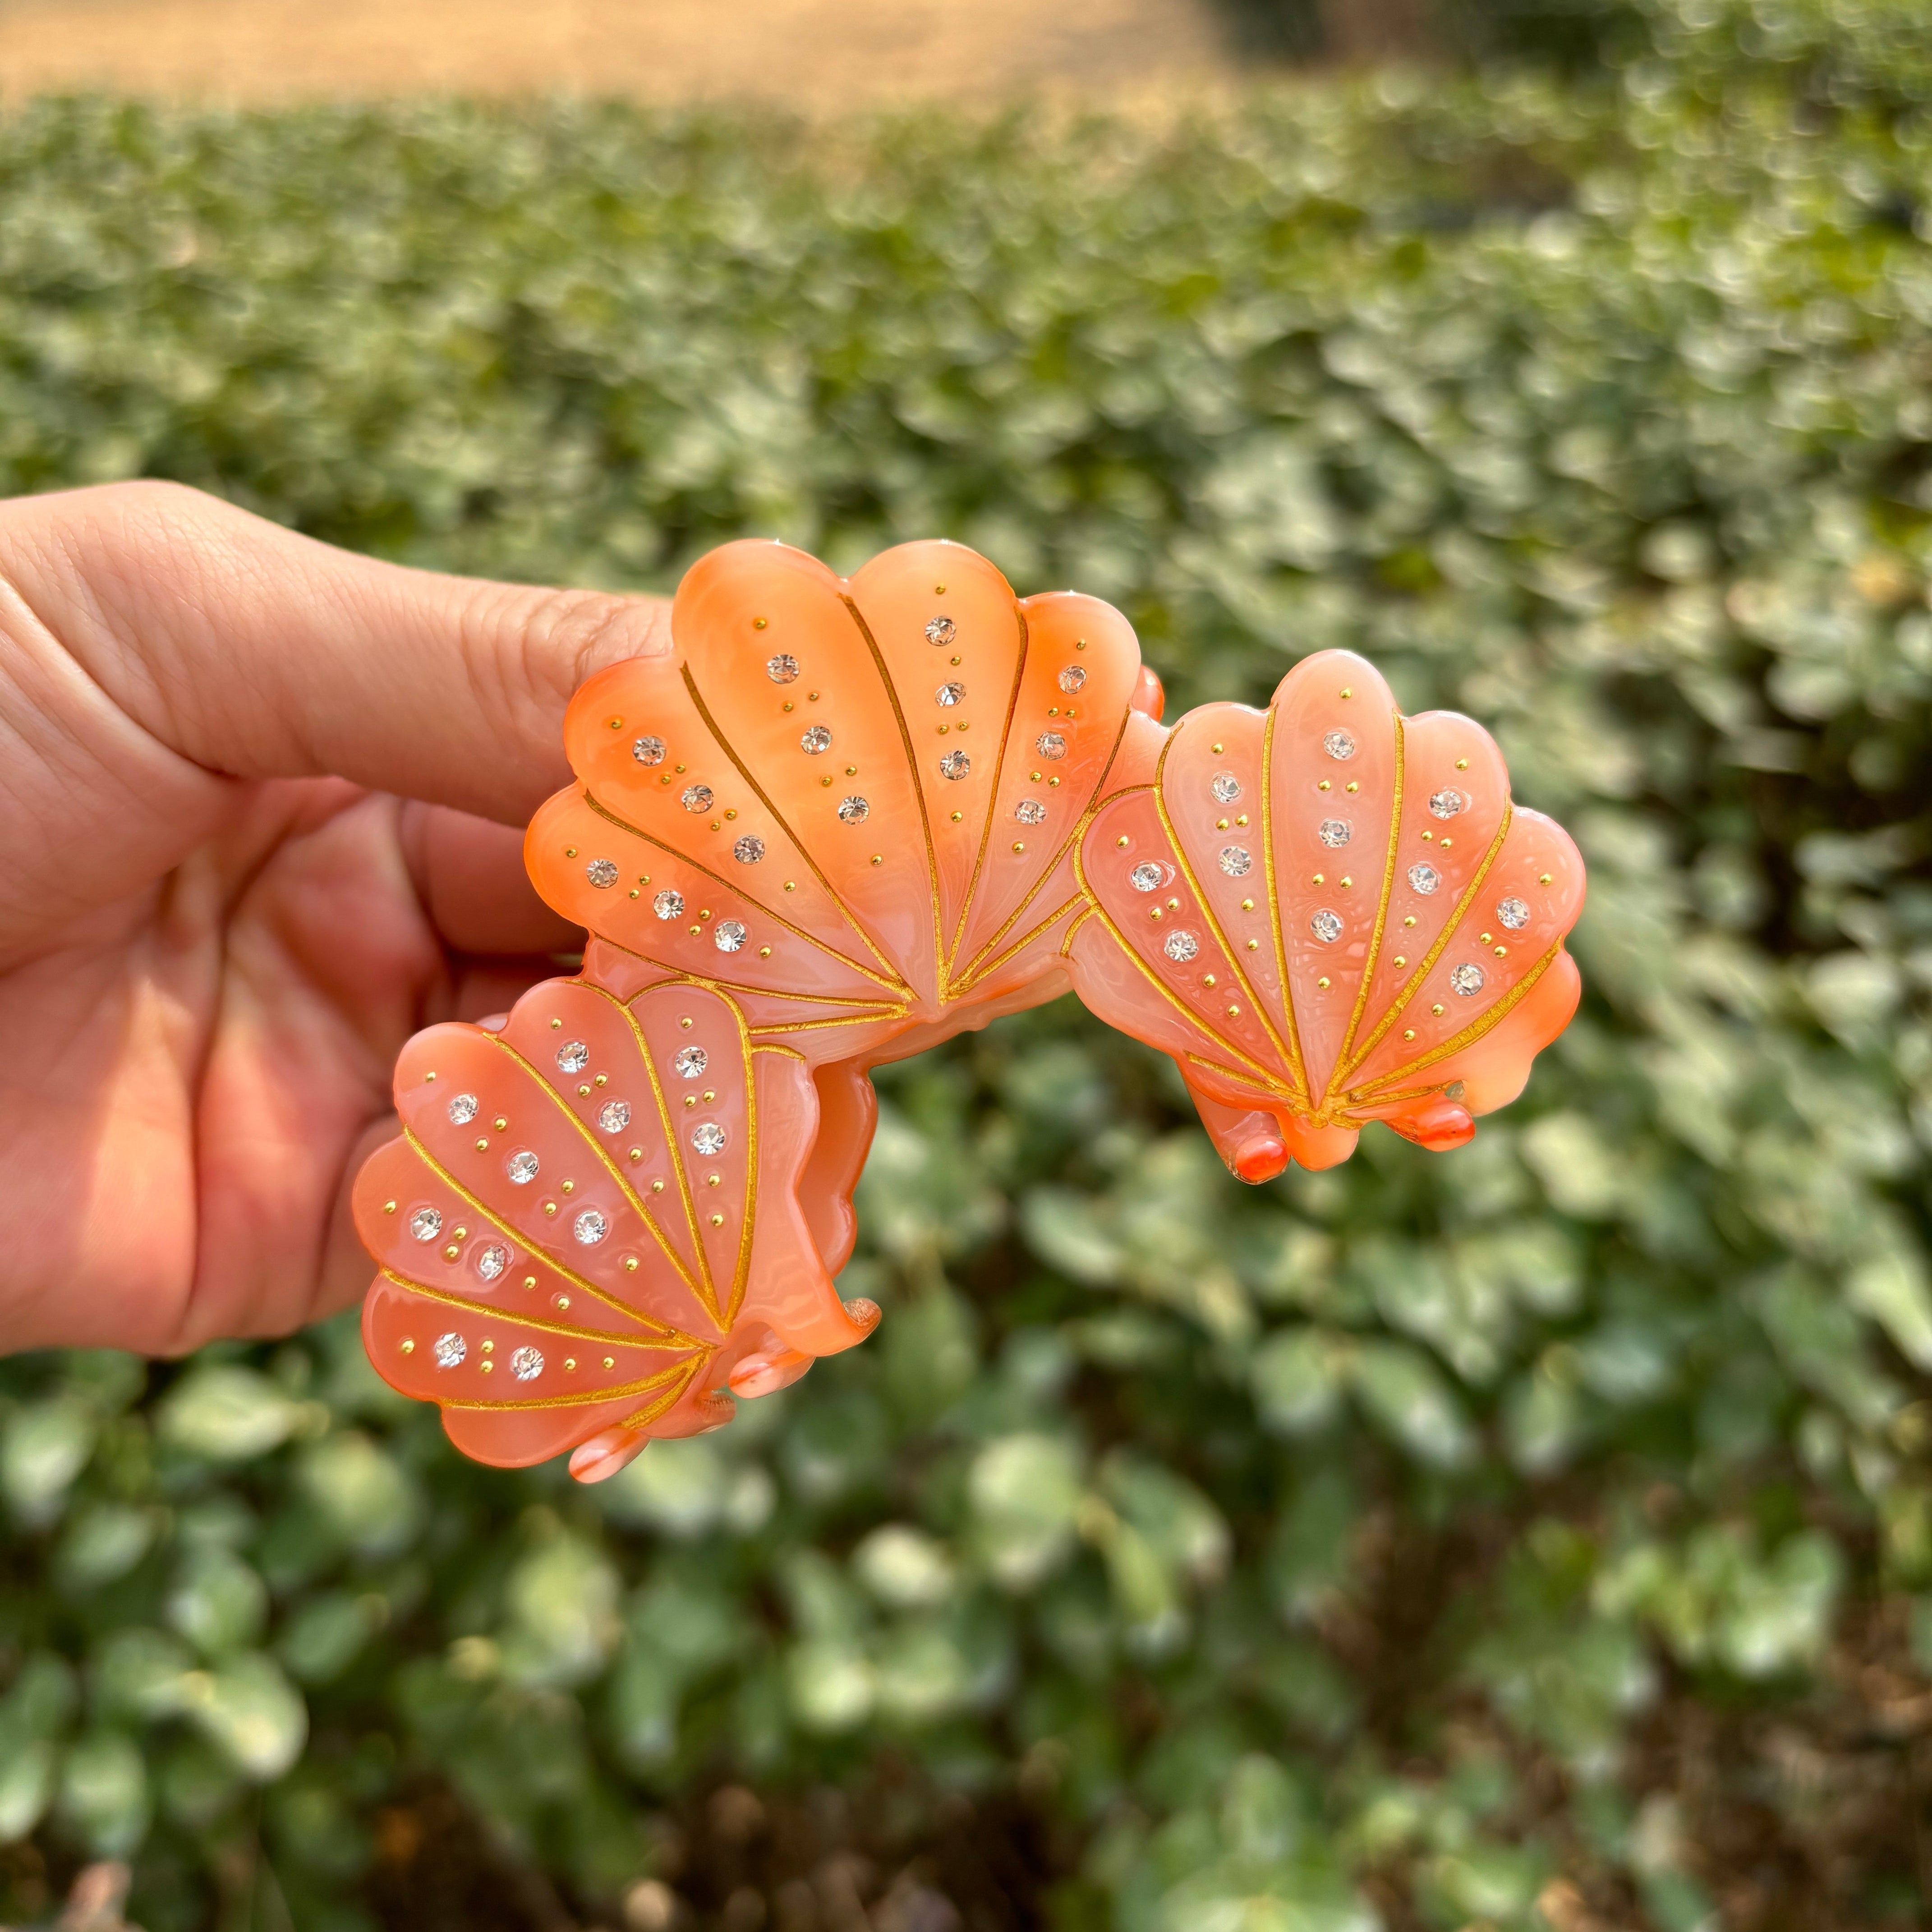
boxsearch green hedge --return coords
[5,4,1932,1927]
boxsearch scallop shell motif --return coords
[354,978,877,1474]
[526,539,1163,1069]
[1069,648,1585,1181]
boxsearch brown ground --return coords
[0,0,1237,105]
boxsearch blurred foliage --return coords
[6,1,1932,1927]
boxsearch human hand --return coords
[0,481,666,1357]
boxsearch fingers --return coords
[0,481,672,826]
[401,803,584,957]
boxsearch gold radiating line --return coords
[397,1129,687,1341]
[1256,705,1310,1103]
[1326,713,1404,1100]
[717,991,760,1329]
[377,1270,700,1351]
[619,1354,713,1431]
[947,601,1031,972]
[840,594,948,1000]
[442,1357,695,1416]
[677,665,909,990]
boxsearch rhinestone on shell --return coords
[733,834,766,865]
[509,1346,543,1382]
[766,653,799,684]
[556,1039,589,1074]
[446,1092,479,1126]
[653,888,685,920]
[1035,731,1067,760]
[1310,908,1343,944]
[632,735,667,766]
[1058,666,1087,694]
[476,1244,508,1282]
[597,1100,632,1134]
[1497,896,1530,931]
[1407,863,1440,896]
[938,750,971,780]
[715,920,748,953]
[673,1045,708,1079]
[935,681,965,707]
[1164,929,1200,962]
[1129,861,1165,892]
[433,1332,466,1369]
[1449,962,1486,997]
[800,725,832,755]
[681,784,713,814]
[837,795,869,823]
[1323,730,1357,761]
[925,615,956,646]
[573,1208,609,1245]
[1211,773,1241,805]
[691,1122,727,1156]
[1317,819,1351,849]
[1428,788,1467,819]
[585,858,619,888]
[506,1151,539,1185]
[409,1207,442,1242]
[1218,846,1252,878]
[1014,798,1046,826]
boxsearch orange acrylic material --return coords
[357,539,1586,1478]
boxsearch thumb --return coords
[0,480,669,826]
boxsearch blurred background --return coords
[2,3,1932,1930]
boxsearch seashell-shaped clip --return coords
[1069,649,1585,1182]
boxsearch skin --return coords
[0,480,667,1357]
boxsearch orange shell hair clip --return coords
[355,539,1585,1478]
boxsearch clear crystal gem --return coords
[1211,773,1241,804]
[1014,799,1046,826]
[733,835,766,864]
[935,681,965,707]
[632,735,666,766]
[476,1244,508,1282]
[1035,731,1067,760]
[766,654,799,684]
[446,1092,478,1125]
[837,795,869,824]
[506,1151,539,1185]
[673,1046,707,1079]
[1058,666,1087,694]
[1317,819,1351,849]
[433,1332,465,1369]
[938,750,971,780]
[585,858,619,888]
[653,888,685,920]
[1129,861,1165,892]
[1429,788,1467,819]
[1497,896,1530,931]
[1408,863,1440,896]
[800,725,832,755]
[1310,908,1343,944]
[1164,930,1200,962]
[1449,962,1486,996]
[715,920,748,953]
[925,615,956,646]
[409,1207,442,1242]
[509,1346,543,1382]
[556,1039,589,1074]
[1218,846,1252,877]
[1323,730,1357,761]
[573,1208,609,1245]
[597,1100,631,1134]
[691,1122,727,1156]
[682,784,714,813]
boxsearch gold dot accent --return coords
[1312,873,1325,886]
[383,1200,397,1215]
[424,1070,437,1083]
[481,1340,493,1355]
[760,946,772,958]
[557,1296,570,1311]
[1340,875,1352,888]
[1076,638,1087,649]
[724,809,737,822]
[1479,932,1492,944]
[629,889,639,900]
[1167,897,1179,910]
[442,1243,459,1260]
[706,1173,721,1187]
[1403,916,1416,929]
[1403,1028,1416,1041]
[1345,782,1358,794]
[1150,907,1164,921]
[595,1073,608,1088]
[561,1180,575,1196]
[872,855,883,866]
[845,764,857,776]
[1539,873,1552,886]
[1394,955,1407,968]
[475,1138,488,1151]
[604,1357,616,1371]
[1495,945,1508,957]
[400,1339,415,1354]
[577,1083,591,1097]
[1217,817,1229,830]
[625,1256,640,1273]
[1340,687,1352,699]
[935,582,946,593]
[1236,814,1248,826]
[1455,757,1468,769]
[709,1213,724,1227]
[1319,779,1331,791]
[951,812,962,823]
[1440,837,1453,849]
[543,1202,557,1217]
[1421,831,1433,842]
[551,1017,562,1029]
[784,880,796,891]
[951,655,961,666]
[680,1017,693,1029]
[1048,777,1061,787]
[480,1361,492,1375]
[564,847,577,859]
[1203,973,1217,987]
[1317,976,1330,989]
[1012,842,1026,854]
[651,1178,666,1194]
[1211,741,1224,754]
[1030,770,1042,782]
[565,1358,576,1373]
[629,1148,643,1163]
[684,1095,695,1109]
[807,693,819,704]
[1241,897,1255,911]
[494,1117,507,1132]
[1431,1003,1445,1016]
[607,717,622,731]
[754,616,768,630]
[1246,938,1259,951]
[523,1276,536,1291]
[1226,1003,1240,1017]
